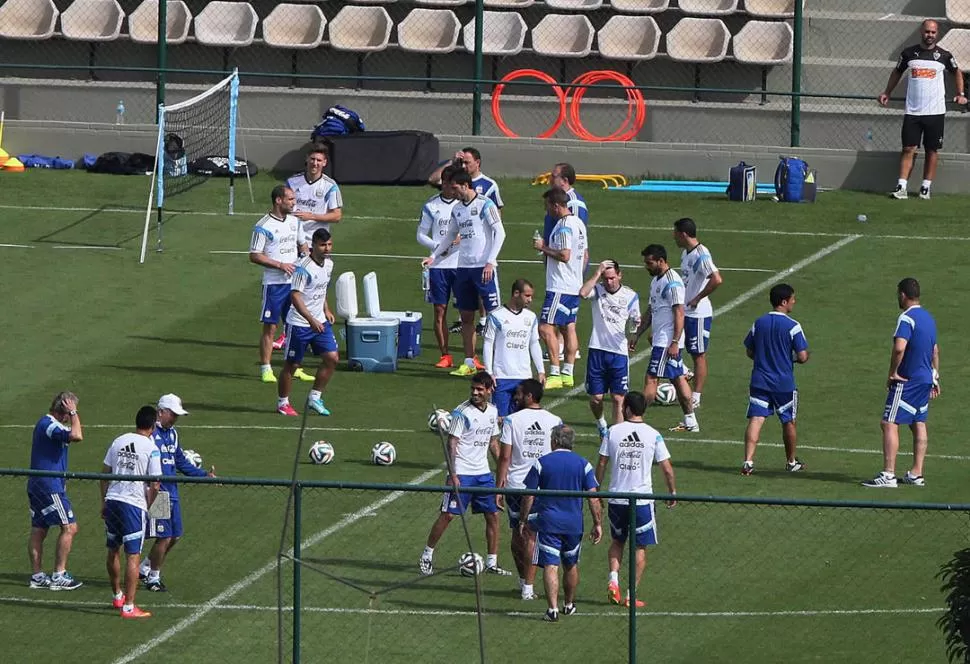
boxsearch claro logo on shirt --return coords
[911,68,937,79]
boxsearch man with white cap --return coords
[139,394,215,592]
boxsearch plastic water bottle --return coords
[115,100,126,125]
[421,266,430,292]
[533,229,542,257]
[863,127,873,151]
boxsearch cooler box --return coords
[395,312,422,359]
[345,318,398,373]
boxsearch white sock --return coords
[563,363,574,376]
[882,471,895,479]
[261,363,272,372]
[479,317,487,328]
[897,178,907,188]
[308,390,322,402]
[147,570,160,583]
[32,572,46,580]
[693,392,702,405]
[522,583,533,596]
[113,591,124,601]
[122,603,133,612]
[921,179,932,190]
[277,397,289,408]
[422,546,434,560]
[684,412,698,428]
[608,571,619,584]
[486,554,498,568]
[550,366,560,376]
[464,357,475,369]
[596,417,607,430]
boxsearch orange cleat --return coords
[473,356,485,370]
[120,605,153,619]
[112,595,125,609]
[624,597,646,608]
[608,582,621,605]
[272,334,287,351]
[434,354,454,369]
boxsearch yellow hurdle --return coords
[531,171,628,189]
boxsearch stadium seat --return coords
[462,11,527,55]
[733,20,792,64]
[329,6,392,51]
[666,17,731,62]
[398,8,460,53]
[947,0,970,25]
[597,15,660,61]
[0,0,58,39]
[532,14,595,57]
[194,1,258,47]
[483,0,534,8]
[61,0,124,41]
[128,0,192,45]
[349,0,396,4]
[609,0,669,14]
[415,0,468,5]
[546,0,603,10]
[938,28,970,67]
[678,0,738,15]
[744,0,800,19]
[262,4,326,49]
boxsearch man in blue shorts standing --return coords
[863,278,940,488]
[741,283,810,475]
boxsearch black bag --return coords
[187,155,259,177]
[89,152,156,175]
[320,131,439,185]
[727,161,757,201]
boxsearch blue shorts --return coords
[147,499,183,539]
[608,503,658,547]
[104,500,147,555]
[427,268,457,307]
[28,491,75,529]
[493,378,523,417]
[441,473,498,515]
[647,346,684,380]
[284,323,338,364]
[884,381,931,425]
[260,284,291,324]
[454,267,500,313]
[506,493,537,530]
[685,316,712,356]
[747,387,798,424]
[540,292,580,327]
[534,531,582,568]
[585,348,629,396]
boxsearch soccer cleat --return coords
[272,333,287,350]
[448,320,463,334]
[544,609,559,622]
[138,569,148,581]
[293,368,315,382]
[145,580,168,592]
[450,364,476,377]
[260,367,278,384]
[669,422,700,433]
[596,422,609,441]
[624,597,646,608]
[473,356,485,370]
[741,461,755,476]
[418,557,433,576]
[112,595,126,609]
[558,354,565,363]
[608,581,621,605]
[120,606,153,619]
[890,184,908,200]
[684,369,695,382]
[919,187,931,200]
[475,322,486,335]
[29,573,51,589]
[561,375,575,388]
[862,472,898,488]
[786,458,805,473]
[434,354,454,369]
[563,603,577,616]
[542,350,550,361]
[307,398,331,416]
[901,472,925,486]
[277,403,299,417]
[485,565,514,577]
[545,375,564,390]
[521,590,537,601]
[49,572,83,591]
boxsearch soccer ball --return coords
[427,409,451,433]
[458,552,484,577]
[308,441,335,465]
[183,449,203,469]
[656,383,677,406]
[371,442,396,466]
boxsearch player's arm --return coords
[629,310,652,352]
[536,228,571,263]
[496,424,512,488]
[489,435,501,465]
[446,435,461,486]
[323,295,335,325]
[427,153,462,187]
[587,487,602,544]
[59,395,83,442]
[528,320,545,380]
[879,54,906,105]
[422,213,459,266]
[580,262,606,298]
[932,344,941,397]
[659,458,677,508]
[689,267,723,307]
[290,290,324,333]
[670,304,685,355]
[99,463,111,517]
[416,208,437,252]
[595,454,609,488]
[484,206,506,266]
[174,445,207,477]
[887,336,908,384]
[482,317,495,375]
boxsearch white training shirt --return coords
[483,306,544,379]
[286,255,334,328]
[545,214,587,295]
[416,194,459,270]
[680,243,719,319]
[103,433,162,511]
[895,45,959,116]
[598,421,670,506]
[250,213,303,286]
[586,283,641,356]
[448,400,500,476]
[649,269,686,348]
[286,172,342,243]
[442,195,506,268]
[501,408,562,489]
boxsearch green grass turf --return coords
[0,170,967,662]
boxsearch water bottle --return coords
[421,266,430,292]
[533,229,542,257]
[115,100,126,125]
[863,127,873,151]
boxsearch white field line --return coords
[0,595,942,619]
[51,245,122,250]
[0,243,33,248]
[544,235,862,412]
[5,203,970,242]
[111,466,442,664]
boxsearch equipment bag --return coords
[727,161,757,201]
[89,152,156,175]
[311,105,365,140]
[774,157,816,203]
[163,133,187,177]
[187,155,259,177]
[17,154,54,168]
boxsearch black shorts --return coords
[901,114,945,151]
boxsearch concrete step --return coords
[808,0,944,17]
[803,11,928,60]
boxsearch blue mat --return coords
[611,179,777,194]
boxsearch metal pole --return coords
[790,0,803,147]
[156,0,167,122]
[293,483,302,664]
[472,0,484,135]
[628,497,637,664]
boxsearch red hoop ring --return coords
[567,70,646,142]
[492,69,567,139]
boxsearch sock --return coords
[684,412,698,428]
[308,390,322,402]
[479,317,487,328]
[32,572,45,580]
[113,591,124,601]
[596,417,607,430]
[550,366,561,376]
[261,363,272,373]
[564,602,575,611]
[897,178,907,188]
[693,392,702,405]
[139,559,150,574]
[548,608,558,616]
[486,554,497,568]
[147,570,160,583]
[522,584,533,596]
[883,471,895,479]
[518,578,525,589]
[422,546,434,560]
[277,397,289,408]
[608,571,619,584]
[563,363,574,376]
[52,570,65,578]
[122,603,133,612]
[921,179,932,190]
[464,357,475,369]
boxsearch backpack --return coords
[774,157,816,203]
[311,105,365,140]
[163,133,187,177]
[89,152,156,175]
[727,161,756,201]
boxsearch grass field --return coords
[0,170,968,663]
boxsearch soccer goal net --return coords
[140,69,244,263]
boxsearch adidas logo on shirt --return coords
[527,421,543,433]
[119,442,140,460]
[618,431,644,448]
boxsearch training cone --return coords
[2,156,24,172]
[0,148,8,167]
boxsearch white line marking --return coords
[112,466,443,664]
[667,437,970,462]
[545,235,862,412]
[0,423,417,434]
[51,245,122,250]
[0,596,941,619]
[0,243,33,248]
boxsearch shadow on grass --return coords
[104,364,254,381]
[676,459,857,484]
[127,335,253,350]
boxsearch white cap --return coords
[157,393,189,416]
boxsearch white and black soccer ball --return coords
[371,442,396,466]
[656,383,677,406]
[458,552,484,577]
[308,441,335,465]
[182,449,203,469]
[428,409,451,433]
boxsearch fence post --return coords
[471,0,484,135]
[293,482,302,664]
[155,0,167,122]
[628,497,637,664]
[790,0,803,147]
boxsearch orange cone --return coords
[0,148,8,168]
[3,156,24,172]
